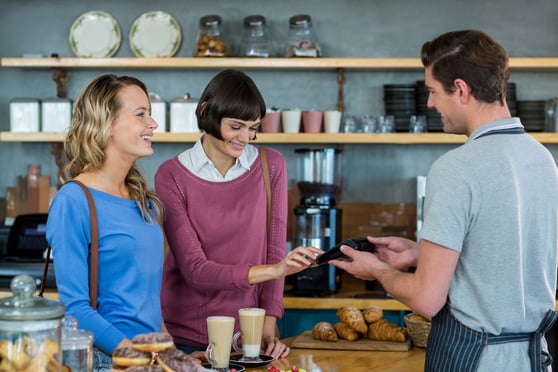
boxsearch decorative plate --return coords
[129,11,182,57]
[69,11,121,57]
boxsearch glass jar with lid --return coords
[285,14,321,57]
[195,15,228,57]
[240,15,271,57]
[0,274,66,371]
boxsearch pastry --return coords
[132,332,174,353]
[156,348,199,372]
[362,306,383,324]
[367,319,408,343]
[362,306,384,324]
[126,366,165,372]
[333,322,361,341]
[112,347,152,367]
[408,313,431,322]
[312,321,338,342]
[336,306,368,334]
[0,339,31,370]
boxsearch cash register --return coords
[0,214,56,288]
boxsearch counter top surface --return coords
[253,337,426,371]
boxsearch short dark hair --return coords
[421,30,510,105]
[196,69,266,140]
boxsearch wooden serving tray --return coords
[290,331,411,351]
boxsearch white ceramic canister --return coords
[10,98,40,132]
[41,97,72,132]
[170,93,199,132]
[149,93,167,132]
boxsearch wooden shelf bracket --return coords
[52,68,68,98]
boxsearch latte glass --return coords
[206,316,235,371]
[232,308,266,361]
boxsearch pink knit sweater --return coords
[154,147,288,348]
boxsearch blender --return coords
[289,147,342,296]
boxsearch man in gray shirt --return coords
[331,30,558,371]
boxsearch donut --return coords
[112,347,152,367]
[156,348,199,372]
[132,332,174,353]
[126,366,165,372]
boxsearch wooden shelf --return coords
[3,57,558,71]
[2,131,557,144]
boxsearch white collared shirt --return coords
[177,136,258,181]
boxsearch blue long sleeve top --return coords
[46,182,164,354]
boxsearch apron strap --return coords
[528,310,558,371]
[426,306,557,372]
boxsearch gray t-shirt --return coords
[419,118,558,370]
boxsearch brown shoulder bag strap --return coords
[260,147,271,232]
[39,179,99,309]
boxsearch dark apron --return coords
[425,305,557,372]
[425,124,557,371]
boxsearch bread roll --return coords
[336,306,368,334]
[362,306,383,324]
[334,322,361,341]
[409,313,431,322]
[312,321,338,342]
[367,319,408,343]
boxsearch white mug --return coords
[324,110,342,133]
[281,109,302,133]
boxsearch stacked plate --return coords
[517,100,546,132]
[383,84,417,132]
[415,81,443,132]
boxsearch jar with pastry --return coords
[0,275,66,372]
[195,15,229,57]
[285,14,321,57]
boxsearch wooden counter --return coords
[253,338,426,371]
[283,275,410,311]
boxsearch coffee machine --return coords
[289,147,342,296]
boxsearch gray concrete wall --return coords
[1,0,557,203]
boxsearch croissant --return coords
[362,306,384,324]
[336,306,368,334]
[334,322,361,341]
[367,319,408,343]
[312,321,338,342]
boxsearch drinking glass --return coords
[378,115,395,133]
[206,316,235,371]
[232,308,266,362]
[409,115,427,133]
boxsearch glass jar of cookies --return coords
[195,15,228,57]
[0,275,66,372]
[285,14,321,57]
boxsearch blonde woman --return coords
[46,74,166,371]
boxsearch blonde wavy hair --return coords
[62,74,162,223]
